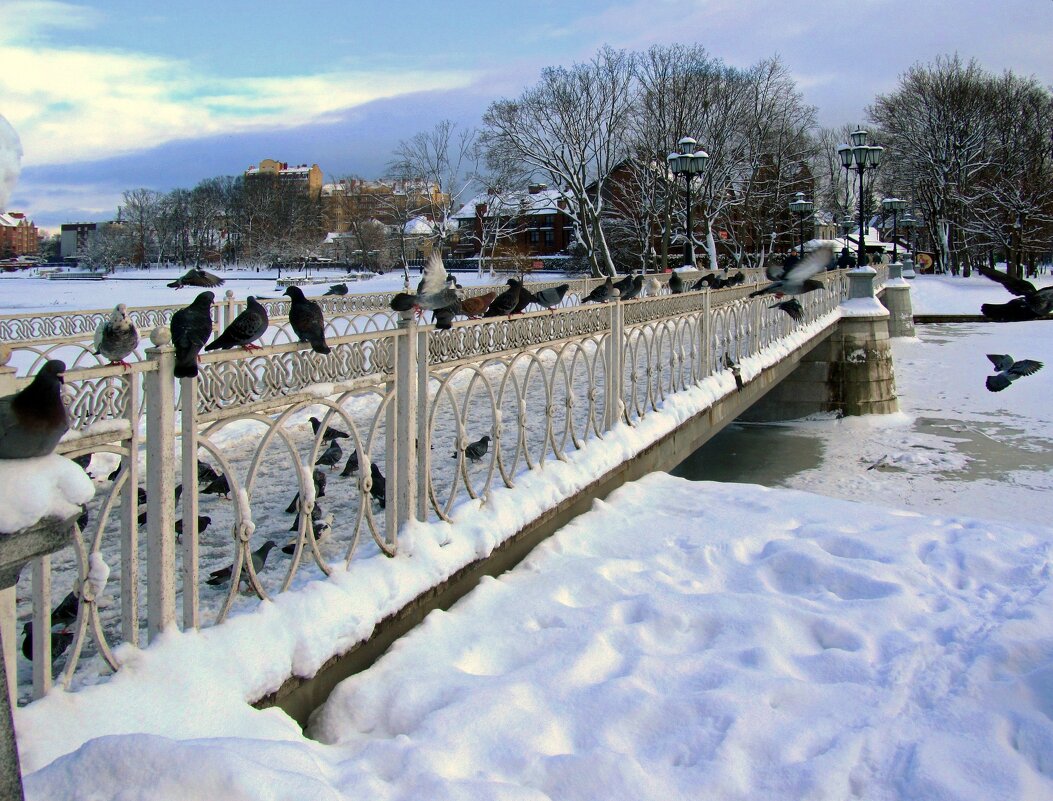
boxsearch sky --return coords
[2,0,1052,230]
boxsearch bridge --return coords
[0,264,905,725]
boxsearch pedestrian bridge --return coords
[0,266,896,721]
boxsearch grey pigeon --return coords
[618,275,643,301]
[323,283,348,296]
[388,253,459,316]
[205,296,268,351]
[750,247,830,300]
[977,266,1053,322]
[0,359,68,459]
[454,435,490,463]
[168,267,224,289]
[315,439,343,470]
[282,510,334,554]
[769,298,804,322]
[613,273,635,296]
[340,449,360,477]
[985,354,1043,392]
[668,271,684,295]
[532,284,569,312]
[583,277,614,304]
[283,286,330,354]
[93,304,139,366]
[483,279,523,317]
[171,291,215,378]
[369,462,386,508]
[206,540,277,587]
[309,416,349,442]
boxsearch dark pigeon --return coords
[285,470,327,513]
[206,540,277,587]
[76,505,89,531]
[171,291,215,378]
[618,275,643,301]
[282,509,334,554]
[283,286,331,354]
[512,285,537,315]
[369,462,386,509]
[201,473,230,499]
[668,271,684,295]
[484,279,523,318]
[431,304,459,330]
[21,623,74,663]
[204,296,268,352]
[583,277,614,304]
[93,304,139,367]
[389,253,459,316]
[288,502,324,532]
[769,298,805,322]
[315,439,343,470]
[613,273,634,296]
[453,435,491,463]
[107,463,122,482]
[323,283,348,296]
[72,453,92,469]
[197,461,221,485]
[985,354,1043,392]
[340,449,360,477]
[532,284,569,312]
[309,416,349,442]
[167,267,224,289]
[50,591,79,626]
[691,273,719,291]
[977,266,1053,322]
[0,359,68,459]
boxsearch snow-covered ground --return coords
[14,275,1053,800]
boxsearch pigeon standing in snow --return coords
[977,266,1053,322]
[340,449,360,477]
[0,359,68,459]
[315,439,343,470]
[454,435,490,463]
[167,267,224,289]
[985,354,1043,392]
[21,623,74,662]
[206,540,278,587]
[369,462,386,509]
[200,472,230,499]
[283,286,331,354]
[309,416,349,442]
[205,296,268,352]
[93,304,139,367]
[532,284,569,312]
[170,291,215,378]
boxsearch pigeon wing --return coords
[987,354,1014,372]
[986,374,1011,392]
[1009,359,1043,377]
[417,252,448,296]
[93,318,107,354]
[783,247,831,284]
[976,265,1036,297]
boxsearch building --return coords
[245,159,324,199]
[321,178,446,232]
[59,222,98,261]
[451,184,574,259]
[0,212,39,258]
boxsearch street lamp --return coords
[881,197,907,263]
[837,129,884,269]
[667,136,710,267]
[901,213,920,278]
[788,191,813,257]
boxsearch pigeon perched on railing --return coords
[483,279,523,318]
[93,304,139,367]
[977,266,1053,322]
[0,359,68,459]
[985,354,1043,392]
[613,273,635,296]
[618,275,643,301]
[315,439,343,470]
[583,277,614,304]
[205,540,277,587]
[283,286,331,354]
[389,253,459,317]
[668,271,684,295]
[323,283,348,296]
[171,291,215,378]
[750,247,830,300]
[512,285,538,315]
[460,291,496,318]
[167,267,224,289]
[205,296,268,352]
[453,435,490,463]
[532,284,569,312]
[643,276,662,297]
[690,274,717,291]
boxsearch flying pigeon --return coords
[668,271,684,295]
[769,298,805,322]
[453,434,490,463]
[170,291,215,378]
[985,354,1043,392]
[205,540,278,587]
[0,359,68,459]
[583,277,614,304]
[532,284,569,312]
[977,266,1053,322]
[618,275,643,301]
[167,267,225,289]
[93,304,139,367]
[315,439,343,470]
[484,279,523,318]
[340,449,360,477]
[283,286,331,354]
[460,291,496,318]
[369,462,386,509]
[204,296,268,351]
[750,246,831,300]
[309,416,349,443]
[323,283,348,296]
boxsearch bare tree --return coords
[121,188,161,267]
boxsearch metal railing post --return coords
[386,311,419,550]
[702,289,712,379]
[604,299,625,430]
[180,376,200,629]
[144,328,177,638]
[415,325,430,521]
[222,290,237,329]
[120,368,141,646]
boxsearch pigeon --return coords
[205,540,277,587]
[445,274,463,290]
[340,449,360,477]
[174,515,211,541]
[369,462,386,508]
[93,304,139,367]
[750,246,831,300]
[282,511,335,554]
[50,591,79,626]
[0,359,68,459]
[315,439,343,470]
[985,354,1043,392]
[283,286,330,354]
[197,461,221,485]
[691,273,719,291]
[484,279,523,318]
[459,292,496,319]
[643,276,662,297]
[21,623,74,662]
[532,284,569,312]
[289,502,324,532]
[309,416,349,442]
[453,435,491,463]
[204,296,268,351]
[512,285,538,315]
[727,271,746,286]
[668,271,684,295]
[724,355,744,391]
[618,275,644,301]
[582,277,614,304]
[388,252,459,316]
[107,462,122,482]
[613,273,635,296]
[431,303,460,330]
[323,283,348,296]
[201,473,230,499]
[977,266,1053,322]
[769,298,805,322]
[76,505,89,531]
[137,486,147,505]
[167,267,224,289]
[72,453,92,469]
[284,470,327,513]
[171,291,215,378]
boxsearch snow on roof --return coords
[404,216,434,235]
[452,188,570,220]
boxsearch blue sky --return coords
[2,0,1052,230]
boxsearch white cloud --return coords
[0,4,476,166]
[0,114,23,209]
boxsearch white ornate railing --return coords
[4,266,861,703]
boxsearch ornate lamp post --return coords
[666,136,710,267]
[837,129,884,268]
[900,213,919,278]
[881,197,907,263]
[788,192,814,257]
